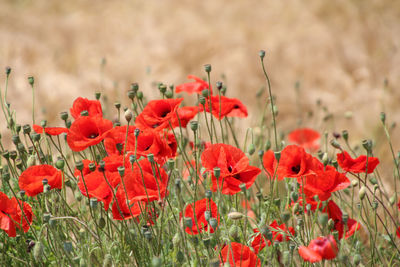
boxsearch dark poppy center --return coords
[152,124,159,128]
[291,165,301,174]
[228,165,233,172]
[233,104,239,109]
[88,133,99,139]
[233,173,241,180]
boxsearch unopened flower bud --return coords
[5,66,11,76]
[229,224,239,239]
[322,153,329,166]
[247,143,255,155]
[389,194,396,205]
[131,83,139,92]
[201,89,209,98]
[353,254,361,265]
[204,64,211,73]
[204,211,211,221]
[127,90,136,100]
[167,159,174,170]
[319,213,329,226]
[55,159,65,170]
[98,217,106,229]
[90,199,98,209]
[23,124,31,134]
[228,212,244,220]
[158,84,167,94]
[330,139,341,149]
[380,112,386,124]
[359,186,367,200]
[136,91,143,100]
[209,218,218,229]
[259,50,266,59]
[165,90,173,98]
[33,241,44,261]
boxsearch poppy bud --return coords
[264,140,271,151]
[205,189,212,199]
[56,159,65,170]
[380,112,386,124]
[209,218,218,230]
[28,76,34,86]
[353,254,361,265]
[124,109,133,122]
[147,153,154,163]
[330,139,341,149]
[23,124,31,134]
[165,90,173,99]
[131,83,139,92]
[201,89,209,98]
[127,90,136,100]
[216,81,223,90]
[229,225,239,239]
[322,153,329,166]
[259,50,266,59]
[369,177,377,185]
[94,91,101,100]
[389,194,396,205]
[318,213,329,226]
[247,143,255,155]
[199,96,206,105]
[90,199,98,209]
[228,212,244,220]
[98,217,106,229]
[5,66,11,75]
[137,91,143,100]
[342,130,349,141]
[213,167,220,178]
[351,179,358,187]
[12,135,20,145]
[371,201,378,210]
[204,64,212,73]
[33,241,43,261]
[190,121,198,132]
[359,186,367,200]
[117,166,125,177]
[75,161,84,171]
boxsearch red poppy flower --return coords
[200,95,248,119]
[325,200,360,239]
[77,156,122,210]
[173,106,199,127]
[111,189,146,221]
[175,75,211,95]
[397,227,400,239]
[104,125,136,155]
[116,159,168,203]
[183,198,219,235]
[70,97,102,119]
[251,220,295,254]
[298,235,338,263]
[288,128,320,152]
[337,151,379,174]
[220,242,261,267]
[19,165,63,196]
[33,124,68,136]
[302,166,350,201]
[135,98,183,131]
[67,115,113,152]
[263,145,319,180]
[201,144,261,195]
[125,130,177,165]
[0,192,33,237]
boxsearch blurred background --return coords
[0,0,399,170]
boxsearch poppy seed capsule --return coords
[205,189,212,199]
[43,184,51,193]
[5,66,11,75]
[60,111,68,121]
[127,90,136,100]
[184,217,193,228]
[147,153,154,163]
[199,96,206,105]
[90,199,98,209]
[124,109,133,122]
[201,89,209,98]
[117,166,125,177]
[75,161,84,171]
[165,90,173,99]
[190,121,198,132]
[204,64,212,73]
[259,50,266,59]
[247,143,256,155]
[136,91,143,100]
[56,159,65,170]
[213,167,220,178]
[209,218,218,229]
[23,124,31,134]
[28,76,34,86]
[362,139,372,153]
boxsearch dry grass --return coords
[1,0,400,183]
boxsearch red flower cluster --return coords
[298,235,338,263]
[201,144,261,195]
[337,151,379,174]
[0,192,33,237]
[175,75,212,95]
[70,97,102,119]
[183,198,219,235]
[251,220,295,254]
[220,242,261,267]
[19,165,63,196]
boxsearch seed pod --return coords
[228,212,244,220]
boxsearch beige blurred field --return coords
[1,0,400,162]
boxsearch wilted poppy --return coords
[19,165,63,196]
[70,97,102,119]
[288,128,320,152]
[220,242,261,267]
[135,98,184,131]
[337,151,379,174]
[175,75,211,95]
[67,115,113,151]
[33,124,68,136]
[298,235,338,263]
[0,191,33,237]
[201,144,261,195]
[183,198,219,235]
